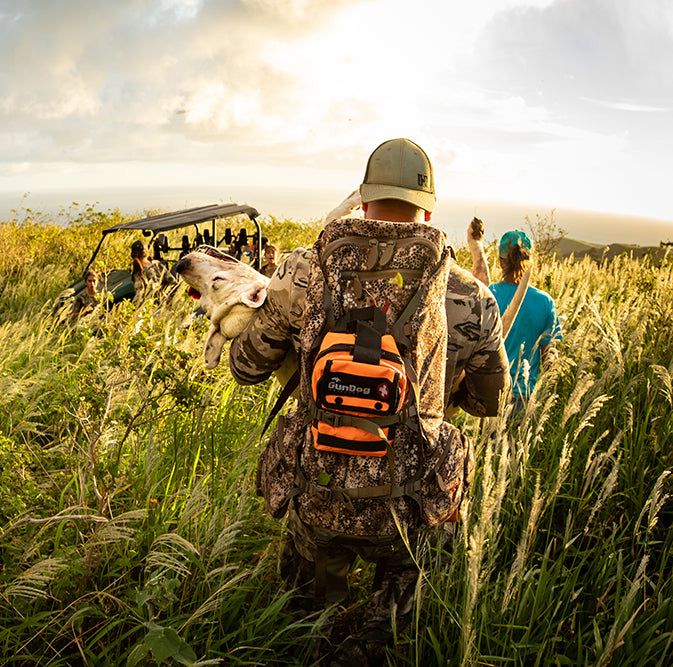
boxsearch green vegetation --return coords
[1,205,671,665]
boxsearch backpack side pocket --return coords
[419,421,474,525]
[256,411,303,519]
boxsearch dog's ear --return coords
[240,285,267,308]
[204,324,227,369]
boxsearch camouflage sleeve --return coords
[460,282,509,416]
[229,248,312,385]
[445,266,509,417]
[71,293,84,315]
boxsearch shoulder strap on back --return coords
[261,369,300,436]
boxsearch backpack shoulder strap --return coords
[261,369,300,436]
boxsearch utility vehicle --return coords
[57,203,262,310]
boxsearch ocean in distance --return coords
[1,185,671,248]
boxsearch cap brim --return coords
[361,183,436,213]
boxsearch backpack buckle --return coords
[317,410,340,427]
[313,484,332,502]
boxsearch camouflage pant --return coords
[280,506,454,663]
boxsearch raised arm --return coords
[467,217,491,286]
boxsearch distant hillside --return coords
[555,237,670,261]
[435,200,673,248]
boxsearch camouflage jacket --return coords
[71,291,98,317]
[230,227,508,417]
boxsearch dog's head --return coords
[175,246,269,321]
[175,246,270,368]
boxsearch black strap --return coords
[311,404,414,435]
[261,369,300,436]
[391,287,424,350]
[314,541,329,604]
[332,305,387,365]
[353,320,382,364]
[334,305,386,334]
[373,558,388,591]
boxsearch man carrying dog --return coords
[230,138,508,665]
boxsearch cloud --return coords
[581,98,671,112]
[0,0,671,220]
[0,0,368,166]
[0,0,573,167]
[474,0,673,107]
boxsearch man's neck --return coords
[363,200,429,223]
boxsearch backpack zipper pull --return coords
[367,239,379,270]
[341,270,363,298]
[379,241,396,267]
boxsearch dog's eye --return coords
[211,276,227,289]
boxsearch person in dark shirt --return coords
[130,240,176,302]
[71,269,99,320]
[260,244,279,277]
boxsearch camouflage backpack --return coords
[256,217,473,537]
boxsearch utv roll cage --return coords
[83,203,263,274]
[57,203,263,312]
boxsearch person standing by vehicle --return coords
[260,244,279,278]
[230,138,509,665]
[489,230,562,407]
[130,240,177,301]
[71,269,100,320]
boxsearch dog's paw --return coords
[218,304,258,340]
[204,325,227,369]
[468,217,485,242]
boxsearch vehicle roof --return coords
[101,203,260,235]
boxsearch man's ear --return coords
[425,210,432,222]
[204,324,226,369]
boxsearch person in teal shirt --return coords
[489,230,562,403]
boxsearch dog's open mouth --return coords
[188,286,201,300]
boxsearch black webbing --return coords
[261,370,300,436]
[353,319,382,364]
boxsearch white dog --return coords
[175,192,363,377]
[175,246,270,370]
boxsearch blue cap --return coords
[499,230,532,257]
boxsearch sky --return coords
[1,0,672,233]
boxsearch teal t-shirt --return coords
[489,281,562,398]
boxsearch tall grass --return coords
[423,250,673,666]
[0,208,671,664]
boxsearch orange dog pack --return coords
[310,307,410,457]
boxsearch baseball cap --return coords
[361,138,436,213]
[499,230,533,257]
